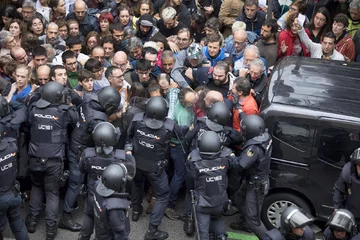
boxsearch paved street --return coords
[2,194,257,240]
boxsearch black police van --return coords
[259,56,360,229]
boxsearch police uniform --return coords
[323,226,360,240]
[186,147,233,239]
[234,132,272,239]
[93,189,130,240]
[0,137,29,240]
[127,112,174,228]
[333,162,360,227]
[26,101,73,232]
[64,99,109,216]
[78,148,132,240]
[184,117,243,152]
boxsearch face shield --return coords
[285,208,315,229]
[328,210,355,233]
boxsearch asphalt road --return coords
[2,194,257,240]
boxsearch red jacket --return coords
[278,28,311,59]
[336,34,355,61]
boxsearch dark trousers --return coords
[168,143,186,209]
[79,193,95,239]
[235,182,267,239]
[196,204,226,240]
[29,157,61,225]
[63,148,84,213]
[0,190,29,240]
[131,168,169,227]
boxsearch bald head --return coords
[233,29,248,53]
[112,51,128,72]
[36,65,51,86]
[74,1,87,21]
[204,90,224,108]
[10,47,28,64]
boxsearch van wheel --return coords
[261,193,311,229]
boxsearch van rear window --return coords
[273,121,310,151]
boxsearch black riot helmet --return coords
[327,209,356,234]
[0,96,10,118]
[280,206,315,235]
[36,81,65,108]
[144,97,168,129]
[350,148,360,165]
[96,163,128,197]
[198,131,222,155]
[97,86,121,116]
[206,102,231,131]
[240,114,265,140]
[92,122,118,148]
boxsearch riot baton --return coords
[190,190,200,240]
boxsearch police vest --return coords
[28,104,69,159]
[0,138,18,193]
[263,229,286,240]
[0,105,27,138]
[94,191,129,238]
[131,113,174,172]
[191,149,229,208]
[70,101,108,153]
[340,162,360,219]
[242,132,272,179]
[190,117,228,151]
[82,148,126,193]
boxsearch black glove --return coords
[231,93,242,110]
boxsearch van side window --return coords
[318,127,360,167]
[273,122,310,151]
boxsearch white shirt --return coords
[36,0,51,22]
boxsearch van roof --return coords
[269,57,360,118]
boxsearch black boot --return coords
[46,222,58,240]
[132,205,143,222]
[183,215,195,236]
[144,225,168,240]
[58,211,82,231]
[25,214,38,233]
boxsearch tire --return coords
[261,192,312,229]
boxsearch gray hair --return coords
[0,31,12,48]
[126,37,143,51]
[22,0,36,9]
[161,50,175,61]
[232,21,247,33]
[244,0,258,7]
[161,7,177,21]
[249,58,265,72]
[349,0,360,10]
[244,45,260,58]
[42,44,55,62]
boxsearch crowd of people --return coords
[0,0,360,239]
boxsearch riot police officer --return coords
[324,209,360,240]
[186,131,236,239]
[334,148,360,228]
[184,102,243,152]
[263,206,315,240]
[78,122,135,240]
[230,114,272,239]
[126,96,175,240]
[25,81,77,240]
[94,162,135,240]
[61,86,121,231]
[0,126,29,240]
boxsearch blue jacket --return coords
[202,47,226,66]
[236,10,266,36]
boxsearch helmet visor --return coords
[350,148,360,165]
[328,211,354,233]
[287,208,314,228]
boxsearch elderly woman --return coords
[6,64,33,103]
[0,31,17,57]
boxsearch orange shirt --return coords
[230,95,259,132]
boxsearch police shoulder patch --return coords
[247,149,254,157]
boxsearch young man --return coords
[74,69,96,99]
[296,19,345,61]
[256,19,278,67]
[131,59,157,89]
[62,50,81,89]
[157,7,186,38]
[202,34,226,66]
[236,0,266,35]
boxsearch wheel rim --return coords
[267,200,297,228]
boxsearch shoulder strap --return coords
[132,112,144,122]
[114,149,126,161]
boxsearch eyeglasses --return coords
[234,41,246,45]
